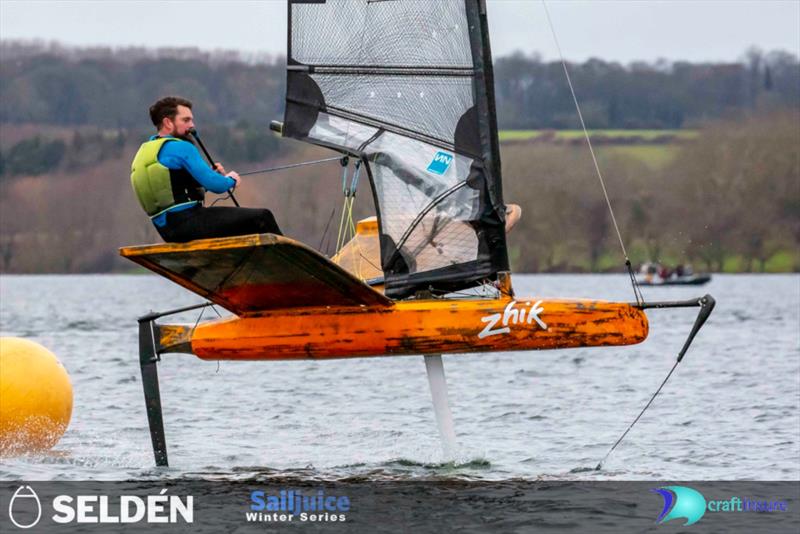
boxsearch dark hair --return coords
[149,96,193,127]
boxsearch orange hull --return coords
[187,297,648,360]
[121,232,648,361]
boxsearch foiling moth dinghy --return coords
[122,0,715,467]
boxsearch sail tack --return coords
[283,0,508,298]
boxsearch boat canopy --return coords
[282,0,509,298]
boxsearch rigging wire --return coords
[334,160,364,272]
[541,0,644,306]
[239,156,343,177]
[595,359,679,470]
[318,207,338,253]
[188,303,223,373]
[542,0,714,463]
[190,302,222,334]
[208,195,231,207]
[334,159,353,254]
[424,279,500,300]
[234,154,351,256]
[354,251,382,274]
[539,1,718,471]
[347,164,367,278]
[596,294,715,469]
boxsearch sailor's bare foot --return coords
[505,204,521,233]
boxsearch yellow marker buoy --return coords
[0,337,73,455]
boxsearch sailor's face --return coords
[169,105,194,139]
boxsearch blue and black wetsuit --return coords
[143,135,282,242]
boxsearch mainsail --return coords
[282,0,508,298]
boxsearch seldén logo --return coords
[426,151,453,175]
[652,486,707,526]
[6,485,193,528]
[8,486,42,529]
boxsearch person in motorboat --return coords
[130,96,283,243]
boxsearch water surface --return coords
[1,274,798,481]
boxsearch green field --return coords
[499,129,695,170]
[498,129,698,142]
[598,145,682,170]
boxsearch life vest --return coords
[130,137,205,217]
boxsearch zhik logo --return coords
[8,486,43,529]
[652,485,707,526]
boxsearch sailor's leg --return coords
[424,354,457,459]
[162,206,283,242]
[138,319,169,467]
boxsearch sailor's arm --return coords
[212,162,241,188]
[163,141,238,194]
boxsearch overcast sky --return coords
[1,0,798,63]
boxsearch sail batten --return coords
[289,65,476,75]
[283,0,508,298]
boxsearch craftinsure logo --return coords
[6,485,193,528]
[651,485,789,526]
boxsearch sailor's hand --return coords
[214,162,227,174]
[226,171,241,188]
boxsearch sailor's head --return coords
[150,96,194,140]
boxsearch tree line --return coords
[1,41,797,130]
[494,48,799,129]
[0,42,286,129]
[0,123,280,180]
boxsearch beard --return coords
[171,127,192,141]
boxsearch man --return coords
[130,96,282,242]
